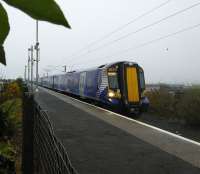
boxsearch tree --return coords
[0,0,71,65]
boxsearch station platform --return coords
[35,87,200,174]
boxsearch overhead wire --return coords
[70,1,200,64]
[63,0,172,63]
[111,22,200,59]
[76,22,200,68]
[82,0,172,49]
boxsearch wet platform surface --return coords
[35,88,200,174]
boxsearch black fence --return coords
[22,91,78,174]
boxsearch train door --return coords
[125,65,140,104]
[79,72,86,97]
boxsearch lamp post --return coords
[35,20,40,92]
[63,65,67,72]
[24,65,27,82]
[28,49,31,84]
[28,46,34,92]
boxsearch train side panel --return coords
[96,69,109,103]
[69,72,80,95]
[83,70,99,99]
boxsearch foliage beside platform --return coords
[146,86,200,126]
[0,79,23,174]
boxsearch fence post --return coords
[22,92,34,174]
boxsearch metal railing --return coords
[22,90,78,174]
[34,103,78,174]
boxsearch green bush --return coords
[0,108,9,136]
[0,99,22,137]
[4,82,22,100]
[0,81,23,174]
[0,142,16,174]
[0,142,15,160]
[146,87,200,126]
[145,88,175,118]
[176,89,200,126]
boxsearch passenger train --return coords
[39,61,149,115]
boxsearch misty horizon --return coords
[0,0,200,84]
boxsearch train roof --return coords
[41,61,138,78]
[70,61,138,72]
[104,61,138,68]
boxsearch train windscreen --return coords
[108,72,119,90]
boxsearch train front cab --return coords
[107,62,146,114]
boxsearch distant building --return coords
[145,83,185,95]
[145,84,160,92]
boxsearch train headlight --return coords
[108,91,115,98]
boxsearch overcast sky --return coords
[1,0,200,84]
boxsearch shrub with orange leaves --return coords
[4,82,22,99]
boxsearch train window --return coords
[108,72,119,90]
[139,70,145,90]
